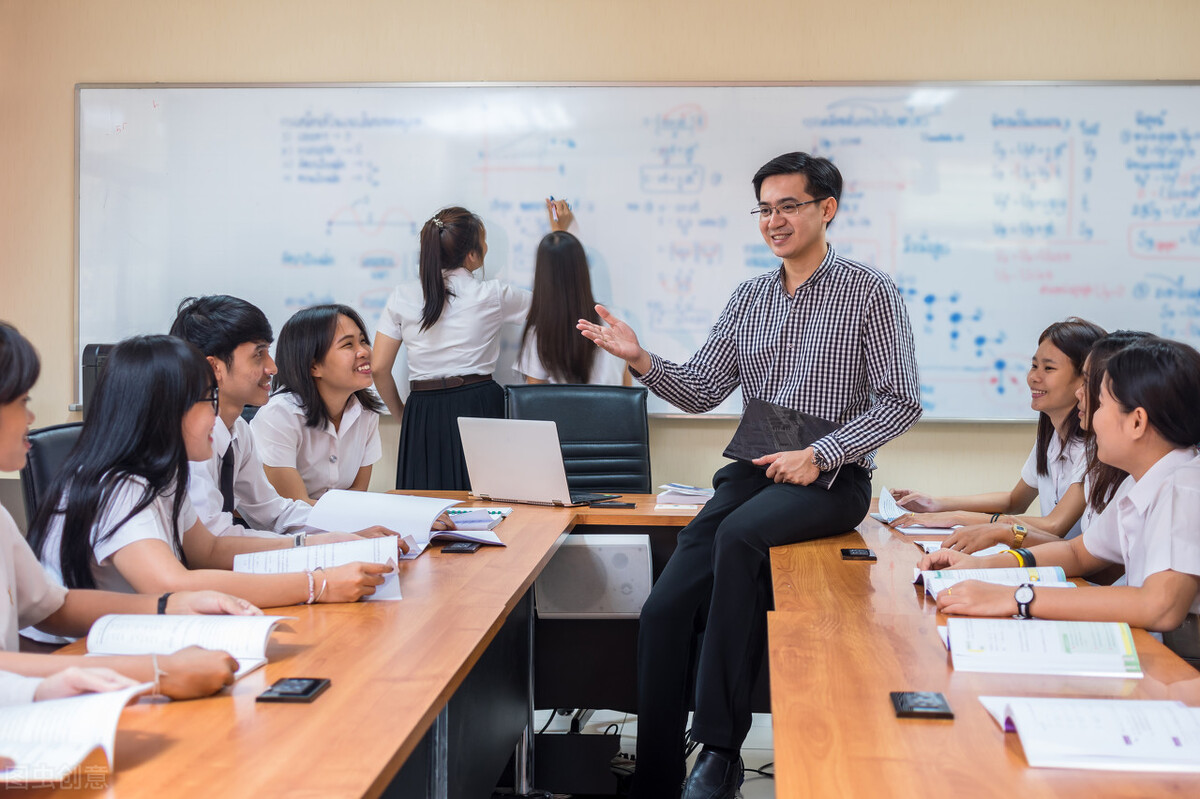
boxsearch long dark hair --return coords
[0,321,40,404]
[1105,338,1200,450]
[519,231,600,383]
[28,336,210,589]
[419,207,485,331]
[1083,331,1156,513]
[272,304,384,429]
[1033,317,1106,476]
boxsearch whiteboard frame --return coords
[74,79,1200,421]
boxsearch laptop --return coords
[457,417,619,507]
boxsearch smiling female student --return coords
[919,337,1200,656]
[28,335,391,609]
[252,304,385,504]
[372,206,532,490]
[0,322,257,701]
[893,318,1106,552]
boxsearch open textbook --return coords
[872,487,960,534]
[913,566,1071,598]
[0,683,149,784]
[233,537,403,600]
[307,490,504,557]
[941,618,1143,678]
[86,614,291,679]
[914,542,1012,557]
[979,696,1200,772]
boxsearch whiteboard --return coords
[77,84,1200,419]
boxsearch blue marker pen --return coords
[549,196,558,222]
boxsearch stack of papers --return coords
[941,618,1143,678]
[979,696,1200,772]
[0,683,150,784]
[913,566,1071,598]
[656,483,714,506]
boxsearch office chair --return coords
[20,422,83,522]
[505,384,652,495]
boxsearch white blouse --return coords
[1,504,67,653]
[1020,434,1087,539]
[250,392,382,500]
[376,267,531,381]
[1082,447,1200,615]
[515,330,628,385]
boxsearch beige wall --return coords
[3,0,1198,497]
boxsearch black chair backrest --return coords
[20,422,83,523]
[505,384,651,495]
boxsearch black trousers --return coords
[630,459,871,798]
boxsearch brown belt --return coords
[410,373,492,392]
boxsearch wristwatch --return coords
[293,532,308,548]
[1011,523,1028,547]
[1013,583,1036,619]
[812,449,830,471]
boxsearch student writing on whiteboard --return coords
[172,296,399,541]
[27,336,392,613]
[893,318,1105,552]
[515,200,630,386]
[920,338,1200,666]
[371,206,531,490]
[0,322,267,700]
[252,305,384,504]
[579,152,922,799]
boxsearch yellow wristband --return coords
[1004,548,1025,567]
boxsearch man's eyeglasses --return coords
[750,198,827,219]
[200,386,219,413]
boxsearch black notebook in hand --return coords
[722,398,842,490]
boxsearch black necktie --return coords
[219,445,236,514]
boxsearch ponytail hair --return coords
[1033,317,1106,476]
[419,207,485,331]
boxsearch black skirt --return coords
[396,379,504,490]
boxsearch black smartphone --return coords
[442,542,481,553]
[257,678,331,703]
[890,691,953,719]
[589,501,636,509]
[841,548,877,561]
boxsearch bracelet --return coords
[990,513,1002,523]
[1015,547,1037,568]
[157,592,173,614]
[150,652,168,697]
[305,570,316,604]
[313,567,328,603]
[1004,548,1025,567]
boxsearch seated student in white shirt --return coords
[919,337,1200,640]
[171,295,398,540]
[28,335,392,610]
[894,318,1106,552]
[515,200,630,386]
[371,206,532,491]
[252,305,384,504]
[0,321,257,702]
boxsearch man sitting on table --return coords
[579,152,922,799]
[171,295,395,541]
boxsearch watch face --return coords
[1014,585,1035,604]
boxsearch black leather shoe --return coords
[680,748,743,799]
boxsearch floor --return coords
[532,709,776,798]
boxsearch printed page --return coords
[308,490,459,538]
[947,618,1143,678]
[913,566,1068,587]
[978,696,1200,771]
[914,542,1011,557]
[232,537,402,600]
[0,683,148,783]
[445,510,501,532]
[86,615,291,678]
[877,486,907,523]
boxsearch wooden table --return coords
[767,514,1200,797]
[28,493,696,799]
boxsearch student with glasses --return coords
[579,152,922,799]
